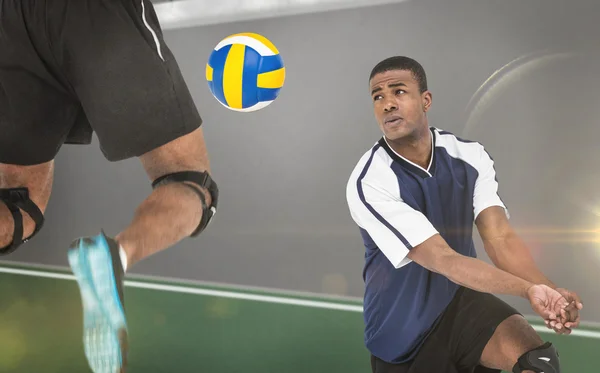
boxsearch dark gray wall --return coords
[7,0,600,320]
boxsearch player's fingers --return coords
[566,316,581,329]
[567,293,583,309]
[552,323,570,335]
[560,308,568,320]
[559,327,572,335]
[560,308,574,324]
[563,304,579,323]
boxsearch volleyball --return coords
[206,33,285,112]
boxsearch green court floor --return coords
[0,262,597,373]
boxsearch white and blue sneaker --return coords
[68,231,128,373]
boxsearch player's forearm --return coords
[483,232,557,289]
[436,253,534,298]
[408,235,534,298]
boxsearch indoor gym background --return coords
[1,0,599,372]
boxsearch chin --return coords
[383,126,413,141]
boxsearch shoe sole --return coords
[68,236,128,373]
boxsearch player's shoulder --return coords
[432,127,487,160]
[347,139,393,183]
[432,127,484,147]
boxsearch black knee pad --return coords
[512,342,560,373]
[151,171,218,237]
[0,187,45,255]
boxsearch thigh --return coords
[136,126,212,210]
[425,288,521,372]
[48,0,202,162]
[137,127,210,179]
[480,314,545,371]
[405,330,459,373]
[0,0,79,166]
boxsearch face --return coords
[369,69,432,141]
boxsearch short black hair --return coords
[369,56,428,93]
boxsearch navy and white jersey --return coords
[346,127,509,364]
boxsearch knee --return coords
[0,187,46,254]
[513,342,560,373]
[498,314,544,360]
[151,171,218,237]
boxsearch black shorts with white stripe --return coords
[370,287,521,373]
[0,0,202,165]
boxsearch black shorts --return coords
[371,287,521,373]
[0,0,202,165]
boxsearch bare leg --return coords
[114,127,213,268]
[0,161,54,247]
[66,127,215,373]
[480,314,545,373]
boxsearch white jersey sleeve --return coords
[434,129,509,221]
[346,147,438,269]
[472,146,509,220]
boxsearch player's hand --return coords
[527,284,569,332]
[544,288,583,335]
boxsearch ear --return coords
[422,91,432,112]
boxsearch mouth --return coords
[384,115,403,126]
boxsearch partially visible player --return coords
[346,56,583,373]
[0,0,217,372]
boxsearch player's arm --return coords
[346,161,532,298]
[407,233,534,298]
[469,143,556,288]
[475,206,556,288]
[471,146,582,331]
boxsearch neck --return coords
[386,126,432,170]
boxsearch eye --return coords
[395,89,406,95]
[373,95,382,101]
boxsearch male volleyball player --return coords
[346,56,583,373]
[0,1,217,372]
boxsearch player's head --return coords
[368,56,432,141]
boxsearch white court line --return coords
[1,266,599,339]
[531,325,600,339]
[0,266,363,312]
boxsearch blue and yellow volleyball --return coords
[206,33,285,112]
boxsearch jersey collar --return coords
[379,127,436,178]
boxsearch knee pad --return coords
[151,171,219,237]
[0,187,45,255]
[512,342,560,373]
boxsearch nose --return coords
[383,97,397,112]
